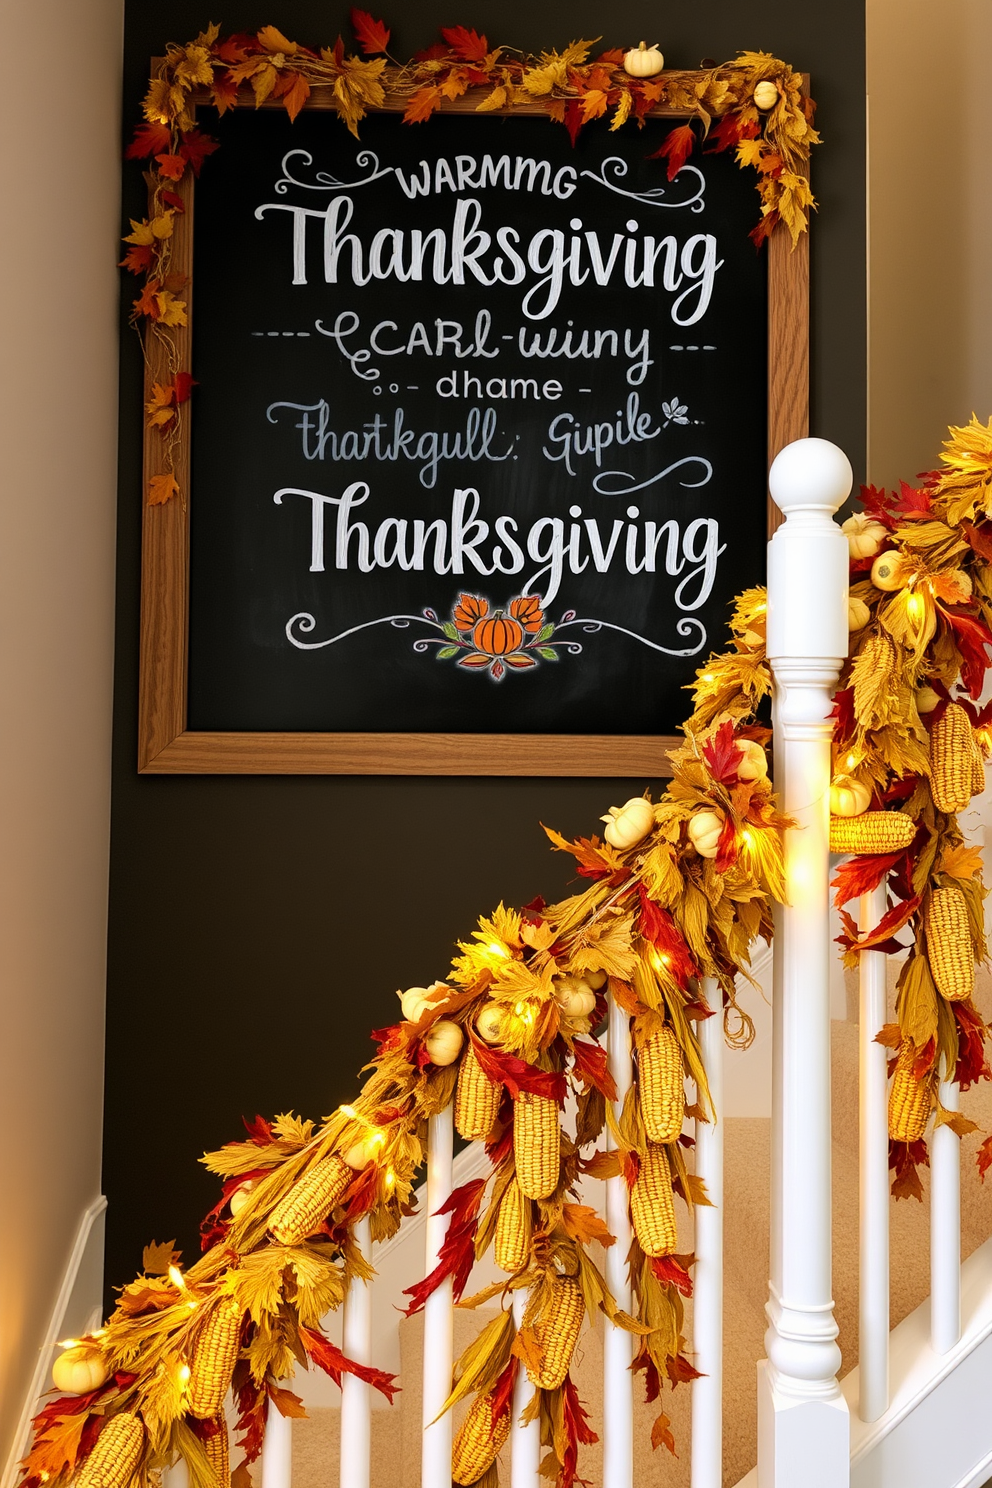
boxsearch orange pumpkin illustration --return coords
[473,612,525,657]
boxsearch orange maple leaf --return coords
[119,243,155,275]
[561,1202,615,1247]
[281,72,311,121]
[257,24,297,54]
[404,86,442,124]
[148,474,180,506]
[133,280,161,319]
[579,89,608,123]
[649,122,697,181]
[155,153,186,181]
[145,383,177,428]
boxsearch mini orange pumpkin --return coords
[474,613,525,657]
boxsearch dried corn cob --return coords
[452,1391,510,1485]
[513,1093,560,1199]
[925,887,974,1001]
[268,1153,352,1244]
[188,1299,242,1418]
[494,1177,531,1273]
[971,731,986,795]
[630,1142,678,1258]
[888,1042,933,1142]
[853,631,897,725]
[638,1026,685,1144]
[455,1043,501,1141]
[203,1417,230,1488]
[75,1412,144,1488]
[829,811,915,855]
[528,1276,585,1389]
[930,703,975,813]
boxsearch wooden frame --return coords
[138,81,808,776]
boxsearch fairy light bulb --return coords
[845,753,857,771]
[178,1362,191,1389]
[906,591,925,621]
[485,940,510,959]
[168,1266,186,1291]
[741,829,755,848]
[339,1104,358,1120]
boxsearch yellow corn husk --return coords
[926,887,975,1002]
[930,703,975,814]
[630,1142,678,1258]
[188,1299,243,1418]
[828,810,915,855]
[853,631,898,724]
[455,1043,502,1141]
[451,1391,510,1485]
[638,1025,685,1144]
[269,1153,352,1245]
[75,1412,144,1488]
[888,1042,933,1142]
[513,1093,560,1199]
[203,1416,230,1488]
[494,1177,531,1273]
[528,1276,585,1390]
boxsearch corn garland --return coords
[451,1392,510,1485]
[74,1413,144,1488]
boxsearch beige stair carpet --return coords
[293,968,992,1487]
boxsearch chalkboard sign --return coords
[138,89,808,774]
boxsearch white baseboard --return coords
[1,1196,107,1488]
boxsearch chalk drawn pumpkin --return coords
[473,613,526,657]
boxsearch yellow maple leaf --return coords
[148,473,180,505]
[174,44,214,88]
[609,90,632,131]
[939,843,984,880]
[258,24,297,55]
[123,218,155,247]
[155,291,187,326]
[143,77,171,123]
[476,84,507,112]
[252,64,279,107]
[145,383,176,427]
[142,1237,181,1274]
[149,212,174,239]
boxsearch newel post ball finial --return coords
[769,437,854,517]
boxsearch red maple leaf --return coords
[401,1178,487,1314]
[891,480,931,519]
[350,8,391,54]
[472,1039,568,1103]
[637,887,698,988]
[155,153,186,181]
[563,100,584,148]
[440,24,488,61]
[829,686,856,744]
[125,122,172,159]
[570,1038,617,1101]
[648,123,696,181]
[701,719,743,784]
[651,1253,694,1296]
[962,520,992,564]
[180,129,220,177]
[119,243,155,275]
[889,1137,929,1202]
[242,1114,274,1145]
[560,1375,598,1488]
[939,607,992,698]
[714,812,739,874]
[954,1002,991,1090]
[831,850,906,907]
[979,1133,992,1183]
[300,1328,399,1402]
[666,1352,703,1386]
[749,210,780,249]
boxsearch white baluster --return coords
[261,1384,293,1488]
[421,1107,454,1488]
[758,437,852,1488]
[340,1214,372,1488]
[691,975,723,1488]
[931,1059,961,1354]
[603,986,633,1488]
[858,883,890,1421]
[510,1288,541,1488]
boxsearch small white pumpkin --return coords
[398,982,448,1023]
[623,41,664,77]
[829,775,871,818]
[343,1131,384,1170]
[841,513,888,561]
[848,596,871,631]
[556,978,597,1018]
[52,1346,109,1396]
[583,968,608,991]
[687,809,725,859]
[915,685,941,715]
[601,796,654,850]
[475,1004,505,1044]
[425,1019,464,1066]
[229,1180,254,1217]
[753,79,779,110]
[736,739,768,782]
[870,551,905,591]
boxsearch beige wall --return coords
[867,0,992,484]
[0,0,123,1465]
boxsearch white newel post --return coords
[758,438,852,1488]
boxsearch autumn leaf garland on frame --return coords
[122,14,819,505]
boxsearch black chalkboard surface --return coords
[184,107,767,741]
